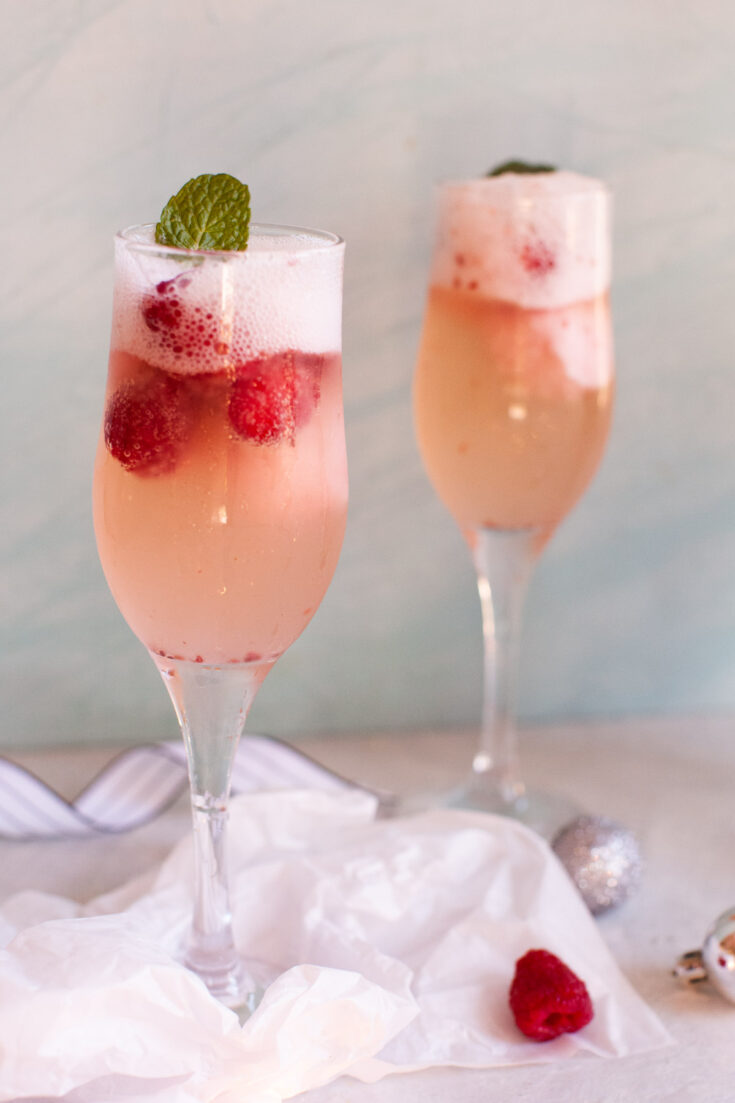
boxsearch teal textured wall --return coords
[2,0,734,748]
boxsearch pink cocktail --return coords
[414,171,613,826]
[94,222,346,1007]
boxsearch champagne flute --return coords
[93,220,347,1009]
[413,170,613,830]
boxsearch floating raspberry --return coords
[520,238,556,276]
[104,372,194,474]
[509,949,593,1041]
[228,350,322,445]
[141,274,230,369]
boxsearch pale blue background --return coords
[1,0,734,750]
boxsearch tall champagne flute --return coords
[413,171,613,828]
[93,222,347,1008]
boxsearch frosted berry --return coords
[520,239,556,276]
[104,373,193,474]
[228,350,322,445]
[509,949,593,1041]
[142,276,187,334]
[141,275,230,365]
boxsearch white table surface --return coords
[3,716,735,1102]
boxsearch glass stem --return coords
[154,655,271,1007]
[470,528,537,808]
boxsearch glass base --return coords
[378,774,580,840]
[185,948,262,1018]
[444,773,581,839]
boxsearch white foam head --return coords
[112,224,344,374]
[431,171,611,310]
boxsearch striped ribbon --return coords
[0,736,354,841]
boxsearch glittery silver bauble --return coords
[675,908,735,1003]
[551,814,642,915]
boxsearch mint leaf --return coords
[487,160,556,177]
[155,173,251,251]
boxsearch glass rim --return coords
[435,177,613,202]
[117,221,344,260]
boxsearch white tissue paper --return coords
[0,790,670,1102]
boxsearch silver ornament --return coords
[551,814,642,915]
[674,908,735,1003]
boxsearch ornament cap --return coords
[674,908,735,1004]
[673,949,707,985]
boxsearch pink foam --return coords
[432,171,611,310]
[112,226,343,375]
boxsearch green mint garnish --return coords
[487,160,556,177]
[155,173,251,251]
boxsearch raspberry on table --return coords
[104,372,194,474]
[509,949,593,1041]
[227,350,322,445]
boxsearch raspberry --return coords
[104,372,194,474]
[520,238,556,276]
[141,275,230,367]
[509,949,593,1041]
[227,350,322,445]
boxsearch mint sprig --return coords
[155,173,251,251]
[487,160,556,177]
